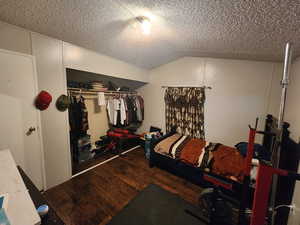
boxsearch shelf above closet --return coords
[66,68,147,91]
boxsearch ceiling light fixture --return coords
[136,16,151,35]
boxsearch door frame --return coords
[62,65,73,181]
[0,48,46,190]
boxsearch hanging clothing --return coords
[79,97,89,133]
[69,96,89,137]
[138,96,144,120]
[136,97,142,122]
[128,97,137,123]
[69,96,81,134]
[125,96,133,124]
[107,98,114,124]
[123,97,129,125]
[68,96,90,162]
[113,98,120,126]
[105,94,144,127]
[120,98,126,125]
[97,92,106,106]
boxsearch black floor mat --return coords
[107,184,205,225]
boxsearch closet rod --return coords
[67,88,137,95]
[69,93,137,98]
[161,85,212,89]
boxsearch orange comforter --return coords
[154,134,246,182]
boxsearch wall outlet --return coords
[287,204,300,225]
[290,204,296,215]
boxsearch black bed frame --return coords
[149,114,299,225]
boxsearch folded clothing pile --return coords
[67,81,92,89]
[89,81,108,91]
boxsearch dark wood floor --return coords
[44,148,203,225]
[72,145,140,175]
[72,151,117,175]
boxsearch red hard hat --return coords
[35,91,52,110]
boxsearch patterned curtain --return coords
[164,87,205,139]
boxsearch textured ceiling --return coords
[0,0,300,69]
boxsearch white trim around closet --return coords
[71,145,141,178]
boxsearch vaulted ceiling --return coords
[0,0,299,69]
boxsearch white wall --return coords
[0,21,149,189]
[63,42,149,82]
[286,57,300,225]
[31,33,72,189]
[286,58,300,142]
[138,57,282,146]
[0,94,25,168]
[0,21,31,55]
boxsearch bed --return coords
[149,116,275,187]
[149,114,296,224]
[153,132,250,182]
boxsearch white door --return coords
[0,49,45,190]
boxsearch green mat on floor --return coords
[107,184,205,225]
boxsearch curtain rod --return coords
[161,85,212,90]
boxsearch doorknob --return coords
[26,127,36,136]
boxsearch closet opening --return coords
[66,68,146,175]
